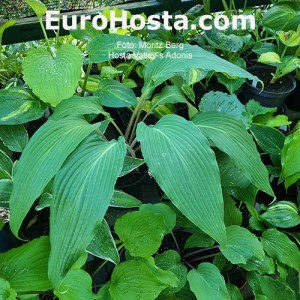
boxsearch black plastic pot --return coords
[241,66,297,109]
[285,79,300,112]
[0,230,13,253]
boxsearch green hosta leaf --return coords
[184,231,215,249]
[199,92,250,128]
[226,184,258,207]
[119,156,144,177]
[94,79,137,108]
[50,95,106,121]
[97,284,113,300]
[251,124,285,167]
[150,85,188,110]
[278,30,300,47]
[0,278,17,300]
[192,112,273,196]
[246,100,276,119]
[157,284,196,300]
[258,52,281,66]
[22,45,82,107]
[49,136,126,288]
[87,34,149,63]
[258,275,296,300]
[187,263,230,300]
[143,44,260,96]
[86,220,119,265]
[137,115,226,246]
[223,194,242,226]
[216,151,251,188]
[259,201,300,228]
[281,127,300,188]
[70,21,102,41]
[54,269,95,300]
[140,203,176,233]
[110,190,142,208]
[9,117,100,238]
[25,0,46,18]
[0,151,12,175]
[220,225,265,265]
[0,20,16,46]
[0,88,45,125]
[110,260,169,300]
[0,236,51,292]
[253,43,278,55]
[0,125,28,152]
[141,257,179,289]
[240,255,275,275]
[263,3,300,31]
[261,228,300,272]
[155,250,188,295]
[0,180,12,208]
[114,210,166,257]
[226,284,243,300]
[204,25,244,52]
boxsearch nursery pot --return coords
[285,79,300,112]
[242,66,297,109]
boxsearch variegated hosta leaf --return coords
[136,115,226,246]
[49,135,126,288]
[22,45,82,107]
[9,117,100,237]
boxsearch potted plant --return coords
[242,3,300,109]
[1,0,300,299]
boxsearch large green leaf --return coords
[192,112,273,196]
[199,92,250,128]
[22,45,82,106]
[140,203,176,233]
[87,34,150,63]
[258,275,296,300]
[143,44,259,96]
[251,124,285,167]
[0,88,45,125]
[0,125,28,152]
[136,115,226,246]
[261,229,300,272]
[114,210,166,257]
[0,236,51,292]
[94,79,137,108]
[109,260,170,300]
[281,126,300,188]
[49,135,126,288]
[204,25,244,52]
[50,95,106,121]
[110,190,142,208]
[263,3,300,31]
[259,201,300,228]
[187,263,230,300]
[86,220,120,265]
[9,117,100,237]
[220,225,265,265]
[155,250,188,295]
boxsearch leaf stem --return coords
[81,63,92,97]
[38,18,54,59]
[92,260,108,278]
[183,245,219,259]
[188,252,221,263]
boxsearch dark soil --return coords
[249,68,294,93]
